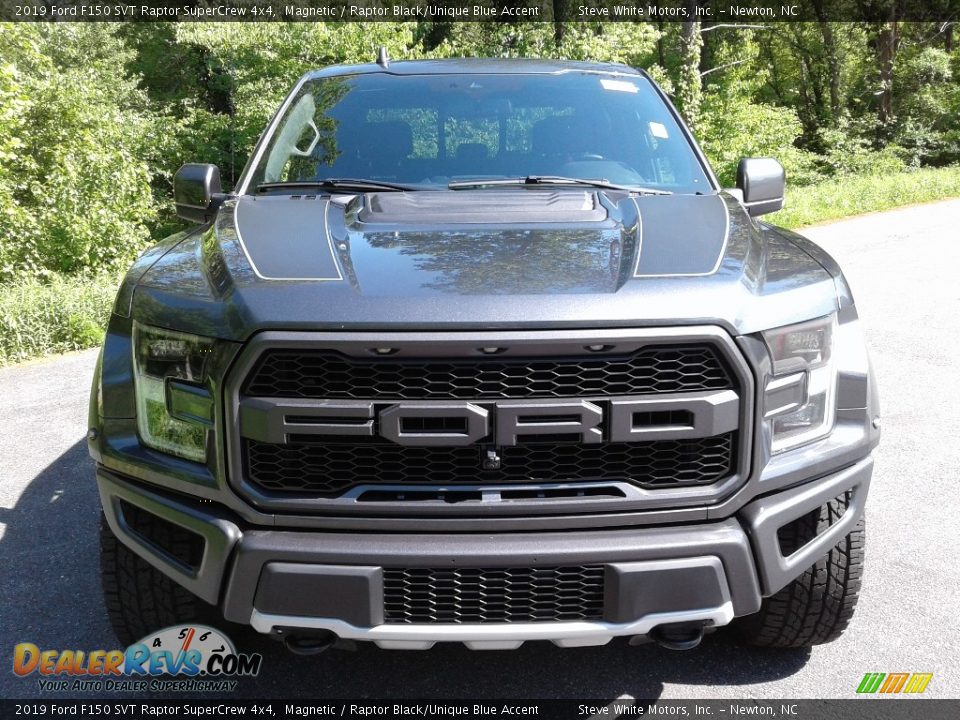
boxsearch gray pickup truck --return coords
[88,56,879,654]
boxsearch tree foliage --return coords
[0,24,156,278]
[0,20,958,281]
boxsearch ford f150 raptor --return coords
[89,56,879,653]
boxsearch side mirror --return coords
[736,158,785,217]
[174,164,224,223]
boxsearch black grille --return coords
[244,433,735,495]
[243,345,733,400]
[383,566,605,623]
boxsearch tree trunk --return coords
[818,23,840,120]
[811,7,840,120]
[677,4,703,132]
[699,19,714,78]
[552,0,568,47]
[657,21,666,67]
[877,20,898,125]
[420,23,453,53]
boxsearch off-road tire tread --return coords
[100,514,213,646]
[735,494,865,648]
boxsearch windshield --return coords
[245,72,712,194]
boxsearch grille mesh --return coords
[383,566,605,624]
[242,345,733,400]
[244,433,735,495]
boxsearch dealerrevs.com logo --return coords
[13,625,263,693]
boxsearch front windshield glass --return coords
[246,71,712,193]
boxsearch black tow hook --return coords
[283,631,339,656]
[649,622,707,651]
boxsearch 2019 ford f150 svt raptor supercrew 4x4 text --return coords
[89,57,879,653]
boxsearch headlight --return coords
[133,323,216,462]
[762,314,837,453]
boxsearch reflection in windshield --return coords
[248,72,710,194]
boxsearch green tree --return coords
[0,24,157,278]
[676,13,703,132]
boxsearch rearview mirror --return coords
[174,164,224,223]
[736,158,785,217]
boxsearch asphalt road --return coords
[2,199,959,701]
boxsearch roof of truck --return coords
[306,58,646,80]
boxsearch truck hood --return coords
[132,190,839,340]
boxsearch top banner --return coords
[2,0,959,23]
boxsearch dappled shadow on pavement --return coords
[0,439,114,698]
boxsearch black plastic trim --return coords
[94,458,873,626]
[254,564,383,626]
[219,519,761,624]
[222,327,754,517]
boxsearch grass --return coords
[1,164,959,366]
[0,273,119,366]
[770,165,960,229]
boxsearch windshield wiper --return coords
[256,178,416,193]
[448,175,673,195]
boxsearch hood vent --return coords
[359,190,607,225]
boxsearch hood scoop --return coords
[358,190,607,225]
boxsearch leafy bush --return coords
[170,23,422,188]
[0,25,157,280]
[814,117,908,176]
[433,22,657,66]
[768,165,960,229]
[893,47,960,166]
[0,273,118,365]
[694,35,820,187]
[699,95,819,187]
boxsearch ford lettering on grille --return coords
[228,333,750,502]
[238,391,739,447]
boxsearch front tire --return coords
[99,515,215,646]
[735,496,865,648]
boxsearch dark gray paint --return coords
[87,59,877,610]
[131,192,837,338]
[736,158,785,217]
[249,557,731,629]
[174,163,224,224]
[237,391,740,447]
[89,312,877,532]
[739,456,872,594]
[770,223,858,317]
[218,516,762,623]
[95,447,871,626]
[97,468,241,604]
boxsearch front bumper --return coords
[97,454,872,649]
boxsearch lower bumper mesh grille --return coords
[383,566,605,624]
[244,433,735,495]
